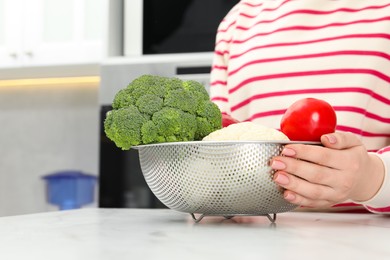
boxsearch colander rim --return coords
[132,140,321,149]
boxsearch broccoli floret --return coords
[104,106,148,150]
[152,107,197,142]
[113,75,167,110]
[140,121,160,144]
[195,100,223,139]
[104,74,222,150]
[130,75,167,99]
[182,80,210,101]
[136,94,163,115]
[112,88,135,109]
[164,88,198,113]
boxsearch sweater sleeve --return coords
[361,148,390,213]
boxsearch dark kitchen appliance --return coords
[99,105,165,208]
[124,0,239,56]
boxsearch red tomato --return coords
[222,114,240,127]
[280,98,337,141]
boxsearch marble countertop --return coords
[0,208,389,260]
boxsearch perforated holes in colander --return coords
[138,142,298,216]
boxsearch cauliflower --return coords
[202,122,289,141]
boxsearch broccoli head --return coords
[104,74,222,150]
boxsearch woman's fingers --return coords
[283,190,335,208]
[278,132,364,171]
[279,144,340,170]
[270,131,377,206]
[321,132,362,150]
[273,171,342,205]
[271,155,337,187]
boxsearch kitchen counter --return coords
[0,208,389,260]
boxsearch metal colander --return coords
[133,141,316,222]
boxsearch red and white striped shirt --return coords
[210,0,390,213]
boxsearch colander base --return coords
[190,212,277,223]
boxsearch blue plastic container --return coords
[43,171,97,210]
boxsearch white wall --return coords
[0,80,99,216]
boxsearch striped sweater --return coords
[210,0,390,213]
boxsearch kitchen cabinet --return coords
[0,0,21,68]
[0,0,107,68]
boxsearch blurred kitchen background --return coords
[0,0,238,216]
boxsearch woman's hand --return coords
[271,132,385,208]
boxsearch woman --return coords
[210,0,390,213]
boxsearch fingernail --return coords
[274,173,289,185]
[271,160,286,170]
[284,193,296,201]
[325,134,337,144]
[282,147,296,156]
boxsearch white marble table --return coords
[0,208,389,260]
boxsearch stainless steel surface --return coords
[0,63,99,80]
[99,53,213,105]
[134,141,319,219]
